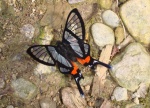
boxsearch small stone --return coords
[6,105,14,108]
[99,0,112,9]
[0,78,5,89]
[11,78,37,100]
[20,24,35,39]
[102,10,120,28]
[111,87,128,101]
[40,98,56,108]
[115,27,125,44]
[68,0,85,4]
[61,87,87,108]
[91,23,115,47]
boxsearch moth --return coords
[27,8,111,98]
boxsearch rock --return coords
[99,0,112,9]
[125,103,144,108]
[61,87,87,108]
[20,24,35,39]
[6,105,14,108]
[110,43,150,91]
[37,26,54,44]
[91,23,115,47]
[80,75,93,86]
[111,87,128,101]
[68,0,85,4]
[40,98,56,108]
[102,10,120,28]
[115,27,125,44]
[34,64,56,76]
[11,78,37,100]
[120,0,150,46]
[0,78,5,89]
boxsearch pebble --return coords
[102,10,120,28]
[99,0,112,9]
[125,103,144,108]
[68,0,85,4]
[6,105,14,108]
[20,24,35,39]
[0,78,5,89]
[110,43,150,91]
[40,98,56,108]
[11,78,37,100]
[111,87,128,101]
[120,0,150,45]
[91,23,115,47]
[115,27,125,44]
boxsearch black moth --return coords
[27,8,111,98]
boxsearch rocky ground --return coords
[0,0,150,108]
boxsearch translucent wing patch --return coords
[63,8,85,40]
[83,43,90,56]
[47,46,72,68]
[27,45,56,66]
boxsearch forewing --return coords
[47,46,72,68]
[63,8,85,41]
[27,45,56,66]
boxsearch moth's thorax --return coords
[57,42,77,61]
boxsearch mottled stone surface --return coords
[120,0,150,45]
[102,10,120,28]
[11,78,37,100]
[110,43,150,91]
[91,23,114,47]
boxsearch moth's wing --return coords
[63,8,85,41]
[46,46,73,74]
[27,45,56,66]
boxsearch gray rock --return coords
[111,87,128,101]
[91,23,115,47]
[0,78,5,89]
[120,0,150,46]
[20,24,35,39]
[110,43,150,91]
[11,78,37,100]
[102,10,120,28]
[40,98,56,108]
[68,0,85,4]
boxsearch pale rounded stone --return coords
[91,23,115,47]
[120,0,150,46]
[102,10,120,28]
[110,43,150,91]
[111,87,128,101]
